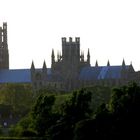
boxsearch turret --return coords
[95,60,98,67]
[69,37,72,42]
[122,59,126,72]
[31,61,35,71]
[128,61,134,73]
[75,37,80,43]
[121,59,127,79]
[30,61,35,81]
[51,49,55,65]
[87,48,90,64]
[42,60,47,79]
[107,60,110,66]
[62,37,66,60]
[57,51,61,62]
[43,60,47,69]
[81,51,84,62]
[122,59,126,67]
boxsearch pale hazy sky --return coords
[0,0,140,70]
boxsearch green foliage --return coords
[74,83,140,139]
[61,89,92,121]
[15,85,111,139]
[18,116,33,130]
[0,104,13,118]
[84,85,112,113]
[74,119,95,140]
[9,125,23,137]
[0,83,34,116]
[109,82,140,114]
[0,125,3,136]
[18,129,37,137]
[9,115,36,137]
[36,87,66,95]
[31,94,56,136]
[53,94,71,113]
[48,89,93,140]
[7,84,128,139]
[107,82,140,139]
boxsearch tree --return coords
[74,83,140,140]
[108,83,140,139]
[31,94,56,136]
[0,83,34,116]
[61,89,92,124]
[83,85,112,113]
[49,88,92,140]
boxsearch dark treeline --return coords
[1,83,140,139]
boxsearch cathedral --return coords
[0,22,140,91]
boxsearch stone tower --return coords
[62,37,80,67]
[0,22,9,69]
[51,37,90,90]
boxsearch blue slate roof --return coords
[0,69,31,83]
[79,67,102,80]
[0,68,52,83]
[0,65,132,84]
[79,65,130,81]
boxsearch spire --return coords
[60,51,62,60]
[83,51,84,60]
[57,51,60,61]
[52,49,54,57]
[87,48,90,57]
[95,60,98,67]
[43,60,47,69]
[42,60,47,77]
[81,51,83,61]
[122,59,125,67]
[107,60,110,66]
[31,60,35,70]
[51,49,55,64]
[87,48,90,64]
[130,61,133,68]
[129,61,134,72]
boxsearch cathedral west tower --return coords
[0,22,9,69]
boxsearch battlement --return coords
[62,37,80,43]
[0,22,7,32]
[3,22,7,30]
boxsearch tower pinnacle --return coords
[107,60,110,66]
[51,49,55,64]
[95,60,98,67]
[87,48,90,64]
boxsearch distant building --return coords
[0,22,140,91]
